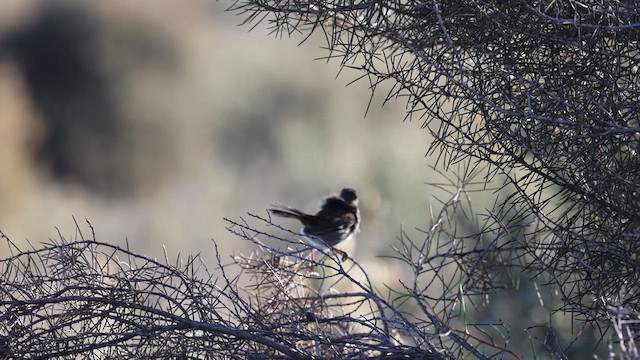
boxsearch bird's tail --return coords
[268,205,307,219]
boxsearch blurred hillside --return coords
[0,1,617,357]
[0,0,439,263]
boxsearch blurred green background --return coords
[0,1,608,357]
[0,0,434,262]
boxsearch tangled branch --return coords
[0,171,546,358]
[227,0,640,345]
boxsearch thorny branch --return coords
[227,0,640,356]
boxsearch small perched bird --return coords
[269,188,360,253]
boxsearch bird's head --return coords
[340,188,358,204]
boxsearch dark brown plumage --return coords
[269,188,360,252]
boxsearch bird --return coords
[269,188,360,253]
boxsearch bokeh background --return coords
[0,0,437,263]
[0,1,609,357]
